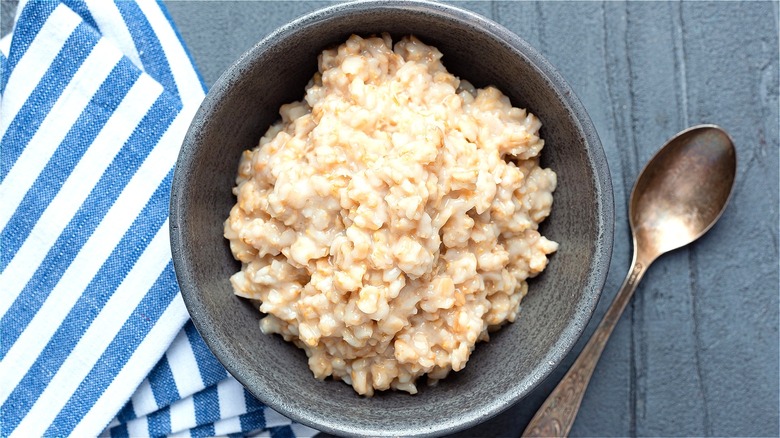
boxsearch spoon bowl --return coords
[523,125,736,437]
[631,125,737,260]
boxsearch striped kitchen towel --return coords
[0,1,316,436]
[107,359,312,437]
[103,321,314,437]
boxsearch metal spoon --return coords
[522,124,737,437]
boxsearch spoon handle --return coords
[522,251,650,437]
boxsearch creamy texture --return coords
[224,34,558,396]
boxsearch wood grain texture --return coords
[3,0,772,436]
[162,1,777,436]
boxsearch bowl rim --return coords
[170,0,614,436]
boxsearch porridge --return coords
[224,34,558,396]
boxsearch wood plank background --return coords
[164,3,778,435]
[3,1,778,436]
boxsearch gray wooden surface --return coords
[4,1,777,436]
[172,1,780,437]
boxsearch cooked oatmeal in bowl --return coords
[171,0,613,435]
[224,34,559,396]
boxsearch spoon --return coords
[522,124,737,437]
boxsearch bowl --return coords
[170,1,614,436]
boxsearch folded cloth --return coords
[0,1,316,436]
[107,374,304,437]
[104,321,315,437]
[114,322,232,424]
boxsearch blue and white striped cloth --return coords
[0,1,317,436]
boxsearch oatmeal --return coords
[224,34,558,396]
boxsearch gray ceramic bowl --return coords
[170,1,613,436]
